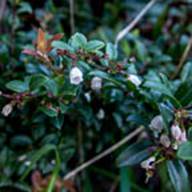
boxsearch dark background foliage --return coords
[0,0,192,192]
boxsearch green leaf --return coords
[44,79,58,96]
[40,106,58,117]
[117,141,153,166]
[11,135,32,147]
[180,62,192,82]
[167,160,190,192]
[106,43,118,60]
[70,33,87,49]
[47,150,60,192]
[177,141,192,160]
[52,41,74,52]
[120,167,131,192]
[175,81,192,106]
[159,103,173,131]
[6,80,29,93]
[17,2,32,14]
[20,144,57,180]
[86,40,105,52]
[29,74,49,91]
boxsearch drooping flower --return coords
[97,109,105,120]
[91,77,102,91]
[179,130,187,143]
[69,67,83,85]
[171,124,187,145]
[171,124,182,141]
[149,115,164,134]
[160,134,171,148]
[1,103,13,117]
[128,74,141,86]
[141,156,156,170]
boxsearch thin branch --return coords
[64,126,144,180]
[69,0,75,34]
[0,0,6,22]
[171,35,192,79]
[115,0,158,47]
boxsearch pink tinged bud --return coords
[149,115,164,133]
[160,134,171,148]
[128,74,141,87]
[1,103,13,117]
[180,130,187,143]
[141,156,156,170]
[91,77,102,91]
[171,124,182,141]
[70,67,83,85]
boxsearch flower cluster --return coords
[140,114,188,181]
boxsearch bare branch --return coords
[64,126,144,180]
[69,0,75,34]
[171,35,192,79]
[115,0,158,47]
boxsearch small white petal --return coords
[24,161,31,166]
[1,104,13,117]
[128,74,141,86]
[97,109,105,120]
[84,92,91,102]
[91,77,102,91]
[18,155,27,162]
[141,157,155,170]
[70,67,83,85]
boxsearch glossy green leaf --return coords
[86,40,105,52]
[177,141,192,160]
[6,80,29,93]
[117,141,153,167]
[167,160,190,192]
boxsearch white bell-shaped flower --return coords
[91,77,102,91]
[171,124,182,141]
[149,115,164,133]
[160,134,171,148]
[1,103,13,117]
[70,67,83,85]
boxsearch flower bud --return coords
[128,74,141,87]
[160,134,171,148]
[91,77,102,91]
[149,115,164,133]
[1,103,13,117]
[84,92,91,102]
[70,67,83,85]
[171,124,182,141]
[179,130,187,143]
[141,156,156,170]
[97,109,105,120]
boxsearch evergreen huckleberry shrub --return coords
[1,23,192,192]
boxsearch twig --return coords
[171,35,192,79]
[64,126,144,180]
[69,0,75,34]
[115,0,158,47]
[0,0,6,23]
